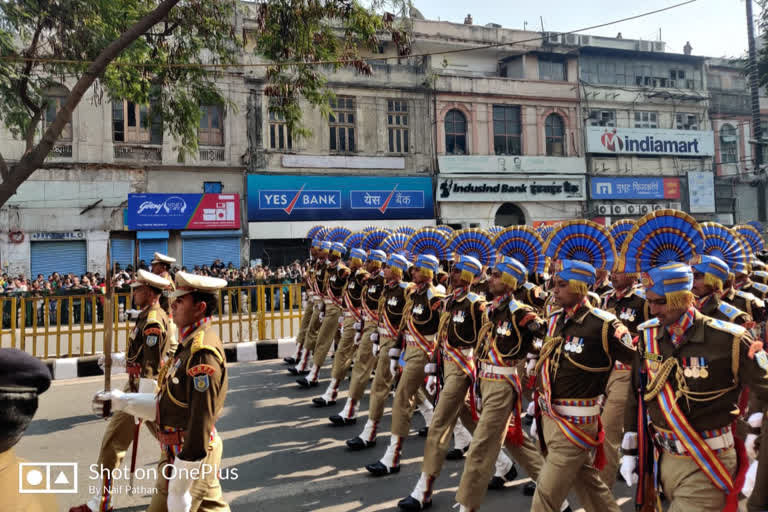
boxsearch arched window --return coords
[44,85,72,141]
[720,124,737,164]
[445,109,467,155]
[494,203,526,226]
[545,114,565,156]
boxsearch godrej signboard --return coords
[247,174,434,221]
[127,193,240,230]
[586,126,714,156]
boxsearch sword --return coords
[128,418,142,494]
[103,243,114,418]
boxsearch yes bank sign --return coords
[586,126,714,156]
[247,174,434,221]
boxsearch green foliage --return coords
[0,0,240,159]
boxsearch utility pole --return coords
[746,0,766,221]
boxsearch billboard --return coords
[586,126,715,156]
[127,193,240,230]
[247,174,434,222]
[590,177,681,200]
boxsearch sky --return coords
[411,0,759,59]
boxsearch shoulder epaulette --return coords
[736,290,758,301]
[752,283,768,294]
[708,318,747,337]
[632,287,647,299]
[427,287,446,301]
[638,318,661,329]
[589,307,618,322]
[146,309,165,329]
[509,299,527,314]
[718,302,746,320]
[523,282,535,290]
[399,281,411,289]
[467,292,481,303]
[190,331,225,365]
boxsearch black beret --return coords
[0,348,52,394]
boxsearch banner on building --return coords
[437,176,585,202]
[127,193,241,230]
[586,126,715,156]
[688,171,716,213]
[246,174,434,222]
[590,177,681,199]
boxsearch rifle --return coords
[102,243,113,418]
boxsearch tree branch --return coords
[0,0,182,208]
[24,106,44,153]
[0,152,9,183]
[18,20,45,113]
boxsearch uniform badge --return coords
[452,310,466,324]
[369,285,377,294]
[413,304,425,316]
[330,276,337,282]
[349,283,355,290]
[496,322,512,337]
[193,374,210,392]
[387,296,398,307]
[146,335,158,347]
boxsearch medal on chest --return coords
[496,321,512,337]
[533,337,544,350]
[452,310,466,324]
[349,282,355,290]
[168,357,183,385]
[682,357,709,379]
[564,336,584,354]
[369,285,377,294]
[412,304,425,316]
[387,296,398,307]
[619,308,636,323]
[330,275,337,283]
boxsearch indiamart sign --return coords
[586,126,714,156]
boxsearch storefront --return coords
[126,193,242,268]
[247,174,435,265]
[589,176,683,221]
[29,232,87,278]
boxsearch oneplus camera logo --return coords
[19,463,78,493]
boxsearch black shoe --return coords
[418,427,429,437]
[397,496,432,510]
[346,437,376,451]
[446,446,469,460]
[365,461,400,476]
[283,357,297,365]
[296,378,318,388]
[523,481,536,496]
[312,397,336,407]
[562,507,572,512]
[616,469,625,484]
[523,414,533,427]
[288,367,299,376]
[488,464,518,490]
[329,415,357,426]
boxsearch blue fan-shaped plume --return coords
[748,221,763,233]
[306,225,327,240]
[734,224,765,254]
[326,226,352,243]
[380,233,411,258]
[537,224,555,242]
[361,229,391,251]
[435,225,455,235]
[405,228,450,261]
[543,220,616,270]
[487,225,504,236]
[609,220,634,254]
[620,209,704,272]
[492,226,546,274]
[362,225,379,233]
[700,222,747,270]
[314,227,330,241]
[448,229,495,266]
[344,231,365,250]
[395,226,416,237]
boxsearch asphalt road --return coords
[16,360,637,512]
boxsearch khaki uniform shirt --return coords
[126,303,170,389]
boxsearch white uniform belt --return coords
[405,333,436,343]
[552,404,600,417]
[479,362,518,376]
[343,312,353,318]
[312,296,323,302]
[654,430,734,455]
[323,298,334,305]
[378,327,393,336]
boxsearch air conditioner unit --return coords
[580,35,593,46]
[597,204,610,215]
[546,32,562,45]
[626,204,638,215]
[564,33,579,46]
[639,204,651,214]
[652,204,664,211]
[612,204,626,215]
[653,41,665,52]
[669,202,682,210]
[636,41,652,52]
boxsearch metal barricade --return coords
[0,285,303,358]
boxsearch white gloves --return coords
[338,316,344,327]
[620,455,639,487]
[167,457,200,512]
[98,352,126,371]
[370,332,379,343]
[743,460,759,498]
[530,418,537,438]
[424,363,437,375]
[372,343,380,357]
[748,412,764,429]
[353,322,362,331]
[388,348,401,375]
[746,433,759,460]
[319,312,325,322]
[525,354,537,376]
[353,332,362,345]
[426,375,437,395]
[526,401,536,418]
[389,358,399,376]
[92,388,157,421]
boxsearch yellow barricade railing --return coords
[0,284,304,359]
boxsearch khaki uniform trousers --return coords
[532,415,620,512]
[747,404,768,512]
[659,448,737,512]
[294,300,315,348]
[599,368,632,488]
[330,315,358,381]
[456,377,543,510]
[391,344,431,438]
[347,320,379,401]
[367,333,398,423]
[312,303,343,368]
[302,302,324,354]
[422,361,474,476]
[147,434,230,512]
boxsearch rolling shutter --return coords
[181,231,241,269]
[110,239,134,269]
[137,231,169,266]
[31,241,87,278]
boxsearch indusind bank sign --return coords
[586,126,714,157]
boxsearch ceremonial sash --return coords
[443,343,474,378]
[343,290,363,323]
[642,324,735,494]
[381,309,400,338]
[537,311,606,468]
[406,316,436,356]
[362,297,379,323]
[485,344,524,445]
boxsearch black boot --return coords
[329,415,357,426]
[283,356,297,365]
[397,496,432,511]
[296,377,318,388]
[418,426,429,437]
[365,461,400,477]
[312,397,336,407]
[446,445,469,460]
[523,481,536,496]
[346,437,376,451]
[488,464,518,490]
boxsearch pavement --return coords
[16,359,637,512]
